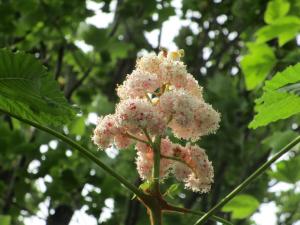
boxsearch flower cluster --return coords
[92,50,220,193]
[135,138,213,192]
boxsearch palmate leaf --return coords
[263,130,299,153]
[269,155,300,183]
[264,0,290,24]
[241,43,276,90]
[221,194,260,219]
[0,49,75,126]
[250,63,300,129]
[256,16,300,46]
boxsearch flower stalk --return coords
[152,136,162,195]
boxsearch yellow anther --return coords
[167,49,185,61]
[178,49,185,57]
[151,97,160,105]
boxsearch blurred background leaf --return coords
[222,194,260,219]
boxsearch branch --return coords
[3,114,13,130]
[0,109,147,202]
[2,156,25,213]
[156,27,163,52]
[194,135,300,225]
[124,199,141,225]
[124,178,142,225]
[64,67,92,100]
[54,46,64,80]
[164,204,232,225]
[108,0,123,37]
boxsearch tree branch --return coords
[164,204,232,225]
[54,46,64,80]
[64,67,92,100]
[108,0,123,37]
[124,178,142,225]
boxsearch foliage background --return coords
[0,0,300,225]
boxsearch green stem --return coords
[141,129,162,224]
[1,109,146,201]
[141,128,161,194]
[165,205,232,225]
[142,128,154,146]
[194,135,300,225]
[152,136,161,195]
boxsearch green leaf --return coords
[269,156,300,183]
[109,42,134,59]
[250,63,300,128]
[256,16,300,46]
[164,183,180,199]
[0,50,75,126]
[274,190,300,216]
[70,116,85,135]
[241,43,276,90]
[264,0,290,24]
[131,193,137,200]
[222,194,260,219]
[282,49,300,64]
[158,7,175,22]
[0,215,11,225]
[263,130,299,152]
[77,23,108,50]
[139,181,151,192]
[133,181,151,199]
[264,63,300,90]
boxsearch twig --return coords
[64,67,92,100]
[156,27,163,52]
[2,156,24,213]
[54,46,64,80]
[164,204,232,225]
[124,178,142,225]
[108,0,123,37]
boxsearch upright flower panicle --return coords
[92,49,220,193]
